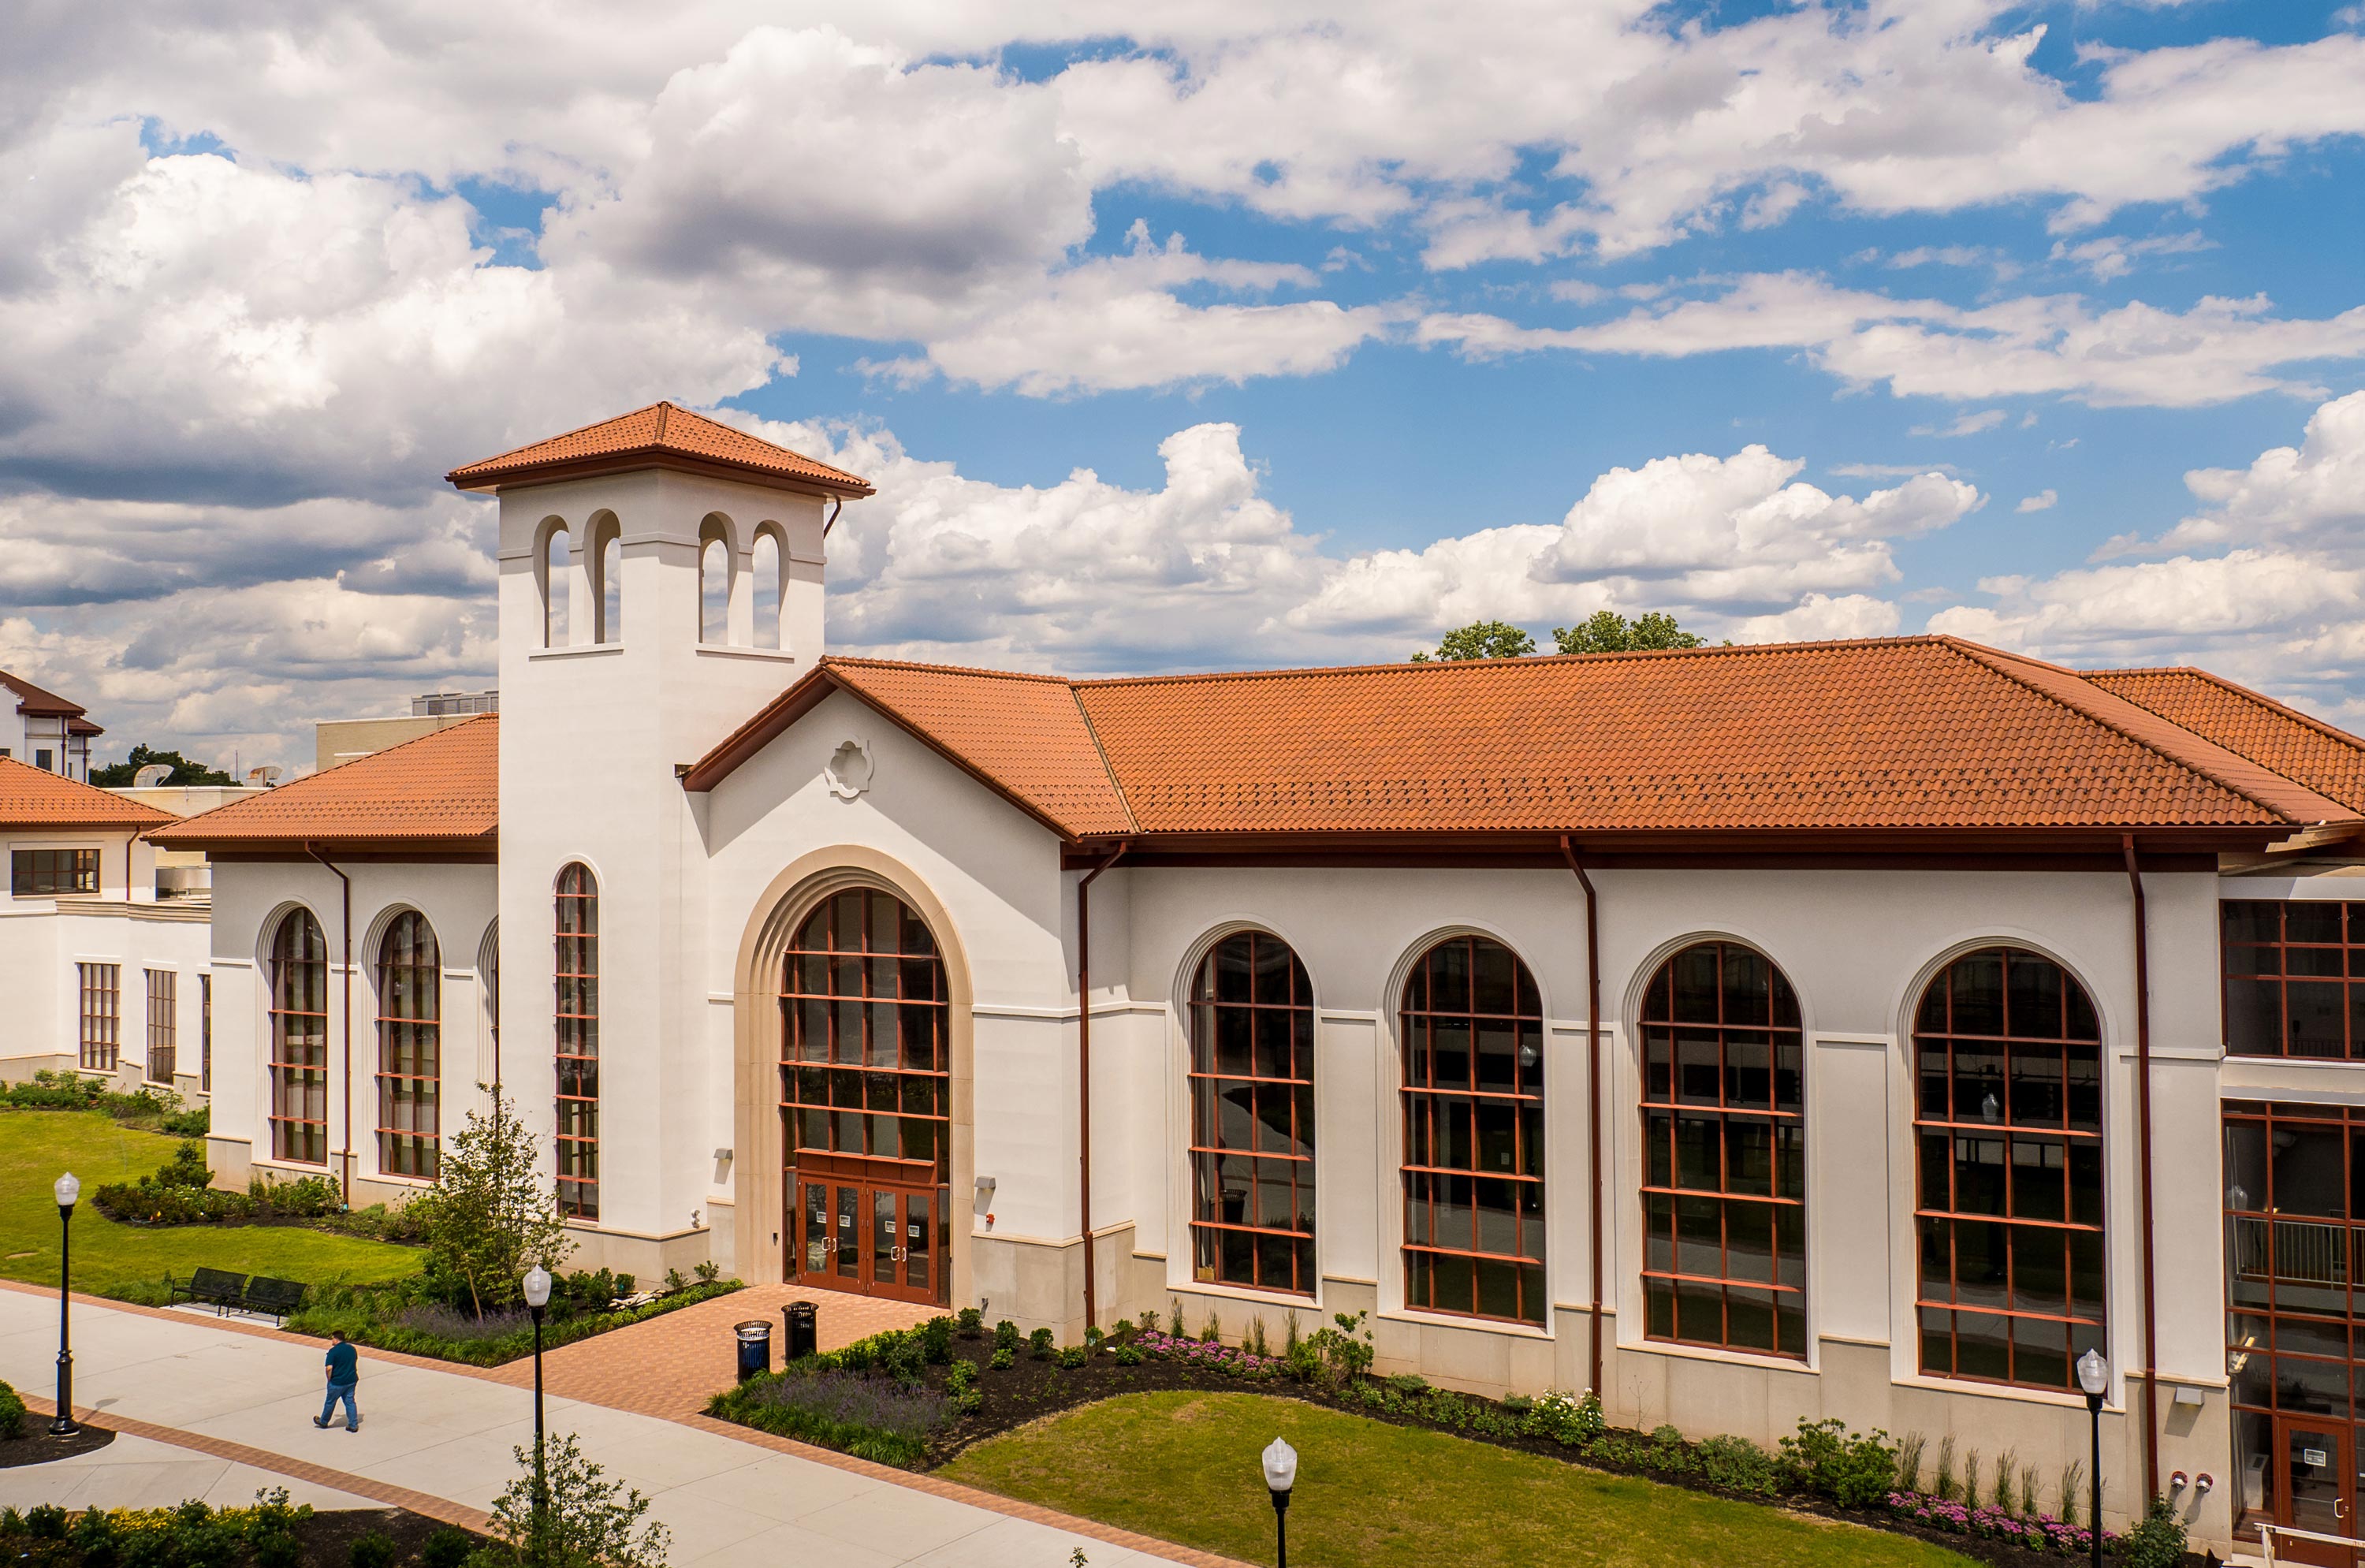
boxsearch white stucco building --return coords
[150,401,2365,1555]
[2,670,102,781]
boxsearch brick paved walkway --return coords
[480,1283,934,1417]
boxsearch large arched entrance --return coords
[778,886,952,1304]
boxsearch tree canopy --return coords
[1414,612,1708,662]
[91,745,235,787]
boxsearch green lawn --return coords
[940,1391,1977,1568]
[0,1111,422,1302]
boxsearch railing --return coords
[2234,1216,2350,1286]
[2263,1521,2360,1566]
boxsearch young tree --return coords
[1551,609,1708,654]
[91,745,236,786]
[1410,620,1537,661]
[407,1091,573,1316]
[472,1432,669,1568]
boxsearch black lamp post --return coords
[1262,1436,1297,1568]
[51,1172,80,1437]
[2076,1347,2107,1568]
[524,1264,552,1533]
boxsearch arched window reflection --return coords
[1188,932,1316,1295]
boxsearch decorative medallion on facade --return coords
[826,737,874,800]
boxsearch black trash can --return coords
[782,1299,818,1364]
[734,1319,772,1380]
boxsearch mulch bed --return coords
[290,1506,487,1566]
[736,1333,2217,1567]
[0,1422,115,1468]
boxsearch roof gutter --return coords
[306,844,354,1208]
[1560,836,1605,1399]
[1076,840,1128,1335]
[2121,833,2159,1503]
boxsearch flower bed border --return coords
[289,1279,743,1367]
[707,1317,2199,1568]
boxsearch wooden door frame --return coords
[2270,1412,2358,1566]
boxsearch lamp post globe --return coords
[1262,1437,1297,1568]
[523,1265,552,1534]
[2075,1348,2107,1568]
[50,1171,79,1436]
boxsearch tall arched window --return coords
[751,527,782,650]
[1189,932,1316,1295]
[780,888,952,1302]
[268,909,330,1164]
[698,520,730,644]
[377,911,441,1179]
[1401,934,1545,1324]
[555,865,599,1220]
[590,516,623,645]
[542,524,570,648]
[1913,946,2105,1390]
[1639,941,1806,1358]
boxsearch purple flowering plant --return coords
[1885,1491,2120,1556]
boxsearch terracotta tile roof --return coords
[684,637,2365,846]
[0,670,88,719]
[2086,665,2365,815]
[146,716,498,851]
[446,402,873,497]
[0,759,171,831]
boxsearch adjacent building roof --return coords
[0,758,171,831]
[446,402,873,497]
[146,716,498,854]
[2086,666,2365,818]
[1,669,99,732]
[685,637,2365,854]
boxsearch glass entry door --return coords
[2274,1416,2357,1566]
[794,1179,942,1304]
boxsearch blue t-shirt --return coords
[325,1342,359,1385]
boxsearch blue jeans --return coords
[321,1382,358,1428]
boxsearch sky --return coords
[5,0,2365,773]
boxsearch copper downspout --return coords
[2121,833,2160,1501]
[306,844,355,1206]
[1560,836,1604,1397]
[123,832,138,902]
[1077,842,1128,1334]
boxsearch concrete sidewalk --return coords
[0,1290,1189,1568]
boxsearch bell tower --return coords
[448,403,872,1273]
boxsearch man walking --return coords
[315,1329,360,1432]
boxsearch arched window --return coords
[780,888,952,1300]
[1913,946,2105,1390]
[1188,932,1316,1295]
[377,911,441,1179]
[268,909,330,1164]
[1639,941,1805,1358]
[699,520,730,644]
[1401,934,1545,1324]
[555,865,599,1220]
[542,524,570,648]
[751,527,782,651]
[590,516,623,645]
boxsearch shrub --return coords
[993,1319,1021,1354]
[989,1346,1015,1371]
[1110,1318,1134,1340]
[1202,1310,1222,1345]
[475,1432,669,1568]
[1779,1417,1897,1510]
[694,1260,720,1283]
[1894,1432,1925,1492]
[1693,1434,1782,1496]
[1387,1373,1429,1395]
[1523,1389,1603,1447]
[1111,1344,1142,1366]
[1083,1324,1105,1353]
[955,1307,983,1338]
[1056,1346,1087,1369]
[26,1504,71,1539]
[921,1317,953,1365]
[2115,1496,2185,1568]
[349,1530,397,1568]
[419,1527,475,1568]
[1028,1327,1056,1359]
[714,1370,949,1467]
[0,1377,24,1439]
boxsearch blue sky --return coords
[3,0,2363,765]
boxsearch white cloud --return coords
[2017,489,2059,512]
[2047,229,2212,281]
[1912,411,2008,438]
[1420,272,2365,408]
[1927,393,2365,724]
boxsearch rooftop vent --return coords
[132,764,173,788]
[246,765,283,787]
[412,690,499,717]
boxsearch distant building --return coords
[315,690,498,774]
[0,760,211,1095]
[0,671,102,781]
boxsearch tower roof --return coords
[446,402,873,497]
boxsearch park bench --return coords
[165,1269,307,1324]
